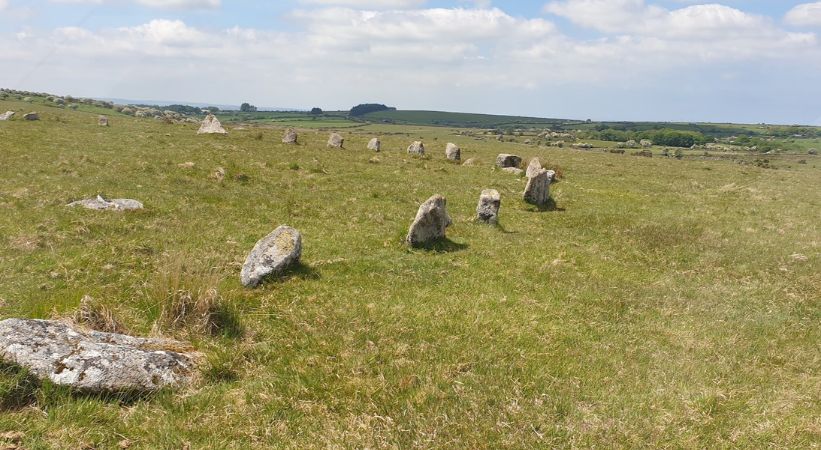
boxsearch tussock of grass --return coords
[72,295,125,334]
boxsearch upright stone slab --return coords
[476,189,501,224]
[523,169,555,207]
[98,116,109,127]
[282,129,298,144]
[367,137,381,152]
[197,113,227,134]
[327,133,344,148]
[496,154,522,168]
[23,112,39,121]
[0,319,197,392]
[445,143,461,161]
[241,225,302,288]
[407,195,451,247]
[407,141,425,155]
[0,111,14,121]
[526,158,542,178]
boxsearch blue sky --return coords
[2,0,820,124]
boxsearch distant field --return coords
[363,109,572,129]
[0,97,819,448]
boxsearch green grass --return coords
[363,109,571,129]
[0,97,819,448]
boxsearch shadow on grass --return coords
[411,237,469,253]
[272,262,321,282]
[525,198,565,212]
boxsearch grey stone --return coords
[462,158,479,166]
[476,189,501,224]
[282,129,298,144]
[0,319,197,392]
[496,154,521,168]
[197,114,227,135]
[98,116,109,127]
[445,143,461,161]
[327,133,344,148]
[640,139,653,148]
[502,167,524,175]
[0,111,14,121]
[407,141,425,155]
[23,112,39,121]
[526,158,542,178]
[367,138,381,152]
[407,195,451,247]
[523,169,555,206]
[241,225,302,288]
[67,195,143,211]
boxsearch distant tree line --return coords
[240,103,258,112]
[349,103,395,117]
[579,127,711,148]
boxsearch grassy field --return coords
[362,109,571,129]
[0,97,819,448]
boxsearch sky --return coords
[1,0,820,124]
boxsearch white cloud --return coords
[49,0,220,9]
[544,0,665,33]
[785,2,821,27]
[0,0,9,9]
[298,0,426,8]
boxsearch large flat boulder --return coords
[241,225,302,288]
[0,319,197,392]
[67,195,143,211]
[407,195,451,247]
[0,111,14,121]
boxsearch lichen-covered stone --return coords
[476,189,501,224]
[67,195,143,211]
[241,225,302,288]
[523,169,555,206]
[98,116,109,127]
[367,138,381,152]
[23,112,39,121]
[197,114,227,134]
[0,319,197,392]
[407,195,451,247]
[327,133,344,148]
[526,158,542,178]
[282,129,298,144]
[496,154,521,168]
[0,111,14,121]
[445,143,461,161]
[407,141,425,155]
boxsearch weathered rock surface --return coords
[282,129,298,144]
[0,319,197,392]
[640,139,653,148]
[0,111,14,121]
[502,167,524,175]
[67,195,143,211]
[98,116,109,127]
[523,169,555,207]
[407,195,451,247]
[367,138,381,152]
[241,225,302,288]
[197,114,227,135]
[462,158,479,166]
[496,154,522,168]
[526,158,542,178]
[23,112,39,121]
[327,133,344,148]
[476,189,501,224]
[407,141,425,155]
[445,143,461,161]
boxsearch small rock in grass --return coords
[496,154,521,168]
[23,112,39,121]
[327,133,344,148]
[98,115,109,127]
[407,141,425,155]
[445,143,461,161]
[197,114,227,135]
[0,111,15,121]
[67,195,143,211]
[241,225,302,288]
[282,129,298,144]
[367,138,381,152]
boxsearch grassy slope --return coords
[0,98,819,448]
[362,110,571,128]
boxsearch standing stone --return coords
[23,112,39,121]
[406,195,451,247]
[476,189,501,225]
[0,319,197,392]
[526,157,542,178]
[445,143,461,161]
[367,137,381,152]
[241,225,302,288]
[523,169,555,207]
[0,111,14,121]
[98,116,109,127]
[197,113,227,135]
[327,133,344,148]
[282,129,298,144]
[496,154,522,168]
[407,141,425,155]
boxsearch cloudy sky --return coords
[1,0,820,124]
